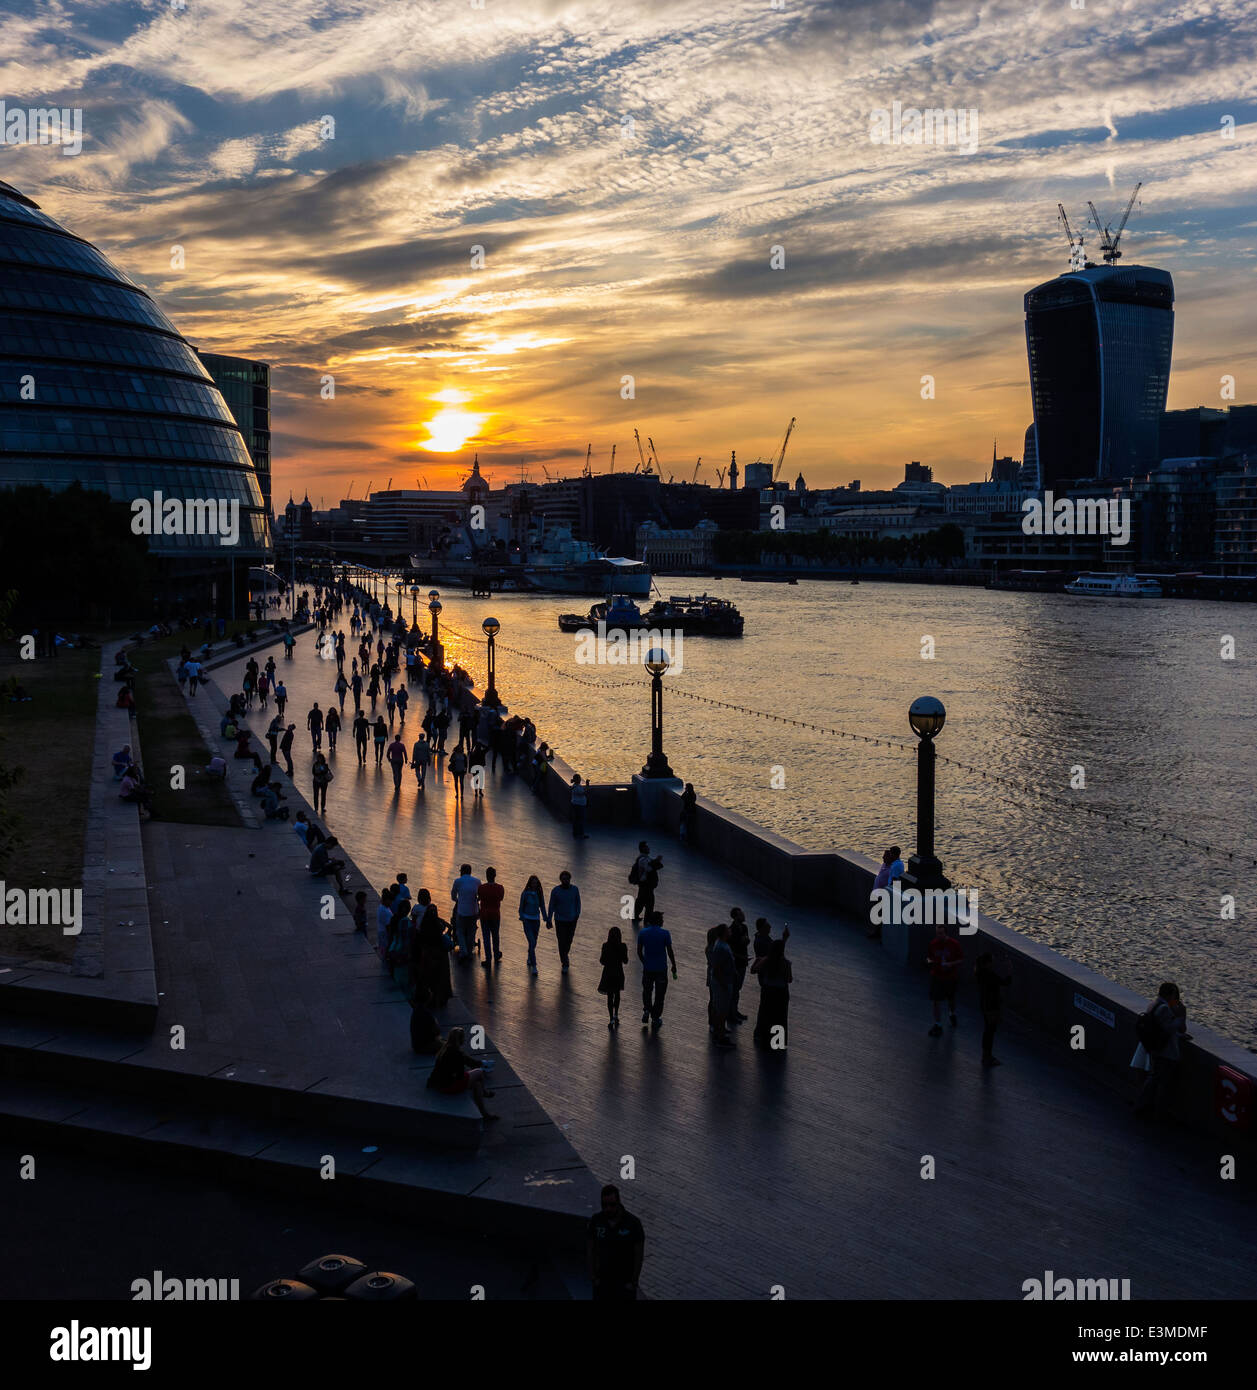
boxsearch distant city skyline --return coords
[5,0,1256,501]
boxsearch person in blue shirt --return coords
[547,872,582,975]
[636,910,677,1030]
[518,874,548,976]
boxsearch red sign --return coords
[1214,1065,1253,1130]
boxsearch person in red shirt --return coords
[477,866,506,966]
[926,922,964,1036]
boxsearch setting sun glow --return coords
[418,407,485,453]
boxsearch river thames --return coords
[393,577,1256,1050]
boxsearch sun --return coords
[417,400,486,453]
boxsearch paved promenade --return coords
[213,637,1257,1301]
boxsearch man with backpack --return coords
[630,841,663,925]
[1133,983,1190,1122]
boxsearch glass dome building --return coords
[0,178,270,601]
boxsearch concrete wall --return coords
[558,772,1257,1158]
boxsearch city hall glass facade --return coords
[1025,265,1174,487]
[0,180,269,557]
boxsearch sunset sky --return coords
[3,0,1256,504]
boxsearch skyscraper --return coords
[1024,265,1174,487]
[196,351,271,519]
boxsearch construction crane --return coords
[633,429,648,474]
[582,443,592,478]
[609,443,617,474]
[541,464,555,483]
[648,436,662,474]
[1057,202,1090,268]
[692,457,702,483]
[771,417,796,481]
[1086,182,1142,265]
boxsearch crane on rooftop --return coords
[609,443,617,473]
[1086,181,1142,265]
[772,417,796,481]
[692,457,702,483]
[582,443,592,478]
[648,436,662,474]
[633,429,648,474]
[1057,202,1092,270]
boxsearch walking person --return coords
[1132,983,1191,1122]
[468,741,487,798]
[976,951,1013,1067]
[311,751,333,815]
[386,733,408,791]
[274,681,287,716]
[396,684,409,726]
[926,922,964,1036]
[324,706,340,752]
[448,745,467,799]
[587,1185,644,1302]
[637,909,676,1030]
[279,723,296,777]
[450,864,482,963]
[411,731,431,789]
[350,669,363,710]
[629,842,663,925]
[752,933,793,1050]
[708,922,736,1046]
[518,874,548,977]
[352,710,370,766]
[477,866,505,965]
[570,773,589,839]
[386,687,397,729]
[186,658,201,696]
[547,871,582,975]
[257,671,269,709]
[306,703,324,752]
[598,926,628,1027]
[372,715,388,767]
[334,671,348,712]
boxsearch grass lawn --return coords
[0,644,100,964]
[127,627,266,826]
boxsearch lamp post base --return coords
[905,854,951,891]
[641,752,674,779]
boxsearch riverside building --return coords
[0,179,269,610]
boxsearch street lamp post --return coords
[410,584,420,624]
[429,596,444,672]
[642,647,674,778]
[482,616,500,706]
[906,696,950,889]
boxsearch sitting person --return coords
[116,686,136,713]
[220,713,237,738]
[112,745,133,780]
[233,729,255,760]
[409,987,443,1055]
[119,766,154,815]
[260,783,289,820]
[250,764,273,797]
[204,754,228,779]
[425,1026,497,1120]
[308,835,348,893]
[293,810,314,848]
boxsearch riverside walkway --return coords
[213,636,1257,1301]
